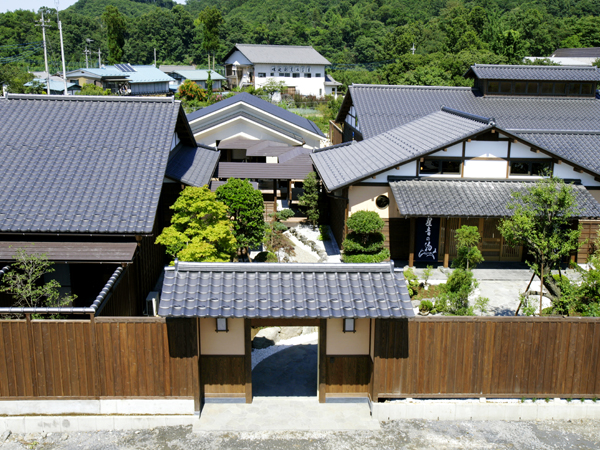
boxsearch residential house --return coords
[66,64,174,95]
[525,47,600,66]
[317,64,600,266]
[223,44,332,97]
[27,72,81,95]
[165,69,226,92]
[0,94,219,316]
[186,92,326,212]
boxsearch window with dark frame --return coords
[509,160,552,176]
[257,73,266,78]
[420,159,461,175]
[304,73,311,78]
[487,80,595,97]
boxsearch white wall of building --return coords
[254,63,327,97]
[361,161,417,183]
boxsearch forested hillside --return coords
[1,0,599,91]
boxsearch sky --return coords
[2,0,184,13]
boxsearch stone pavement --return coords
[194,397,380,432]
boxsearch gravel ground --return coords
[2,419,600,449]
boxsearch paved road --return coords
[2,419,600,449]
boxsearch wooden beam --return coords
[491,129,495,134]
[371,319,381,403]
[288,179,292,206]
[443,218,451,268]
[250,318,321,327]
[318,319,327,403]
[244,319,252,404]
[194,318,202,411]
[573,167,584,173]
[408,218,416,267]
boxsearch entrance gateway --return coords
[158,261,414,405]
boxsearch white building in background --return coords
[524,47,600,66]
[223,44,340,98]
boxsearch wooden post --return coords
[244,319,252,403]
[371,319,381,402]
[318,319,327,403]
[408,218,416,267]
[194,318,202,411]
[273,179,278,219]
[88,313,101,398]
[443,218,451,268]
[288,179,292,207]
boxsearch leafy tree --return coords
[0,248,76,316]
[215,178,265,259]
[102,5,126,64]
[76,84,112,95]
[341,210,390,263]
[265,209,296,261]
[195,6,223,58]
[298,172,320,228]
[176,79,207,101]
[156,186,236,262]
[0,64,36,94]
[452,225,484,270]
[498,176,582,309]
[260,79,286,100]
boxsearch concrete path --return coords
[194,397,380,432]
[252,344,318,397]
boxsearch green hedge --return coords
[341,249,390,263]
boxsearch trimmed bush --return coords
[342,210,389,263]
[342,249,390,263]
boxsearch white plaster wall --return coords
[439,143,463,157]
[463,160,508,178]
[510,141,549,158]
[465,141,509,158]
[224,50,253,66]
[254,63,326,97]
[553,164,600,186]
[326,318,370,355]
[348,185,399,219]
[200,318,245,355]
[361,161,417,183]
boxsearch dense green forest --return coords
[1,0,599,91]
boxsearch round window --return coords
[376,195,390,209]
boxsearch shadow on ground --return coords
[252,344,317,397]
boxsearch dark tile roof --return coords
[389,178,600,218]
[216,162,314,180]
[158,262,415,319]
[312,109,493,192]
[552,48,600,58]
[343,84,600,140]
[278,146,313,165]
[165,143,220,187]
[187,92,325,138]
[225,44,331,65]
[0,94,181,234]
[464,64,600,81]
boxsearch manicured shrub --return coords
[342,210,388,263]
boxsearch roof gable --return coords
[0,95,182,234]
[187,92,325,138]
[224,44,331,65]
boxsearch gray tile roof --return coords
[513,131,600,175]
[464,64,600,81]
[0,94,181,234]
[165,143,220,187]
[342,84,600,140]
[552,48,600,58]
[227,44,331,65]
[216,162,314,180]
[312,108,493,192]
[158,262,415,319]
[187,93,325,138]
[389,178,600,218]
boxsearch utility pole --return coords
[35,11,51,95]
[54,1,68,95]
[84,46,90,68]
[154,48,156,67]
[98,48,102,67]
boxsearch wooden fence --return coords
[373,317,600,400]
[0,317,199,405]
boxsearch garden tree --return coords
[0,249,76,313]
[260,79,286,101]
[76,84,111,95]
[155,186,236,262]
[265,209,296,262]
[102,5,126,64]
[215,178,265,260]
[498,176,582,311]
[195,6,223,59]
[298,172,320,228]
[452,225,484,270]
[341,210,390,263]
[0,64,37,93]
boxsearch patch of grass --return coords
[412,283,445,301]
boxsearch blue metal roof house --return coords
[66,64,175,96]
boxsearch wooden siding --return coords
[578,220,600,264]
[329,121,343,146]
[0,318,198,400]
[373,318,600,399]
[325,355,372,395]
[201,356,246,396]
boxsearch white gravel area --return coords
[285,232,319,263]
[251,332,318,370]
